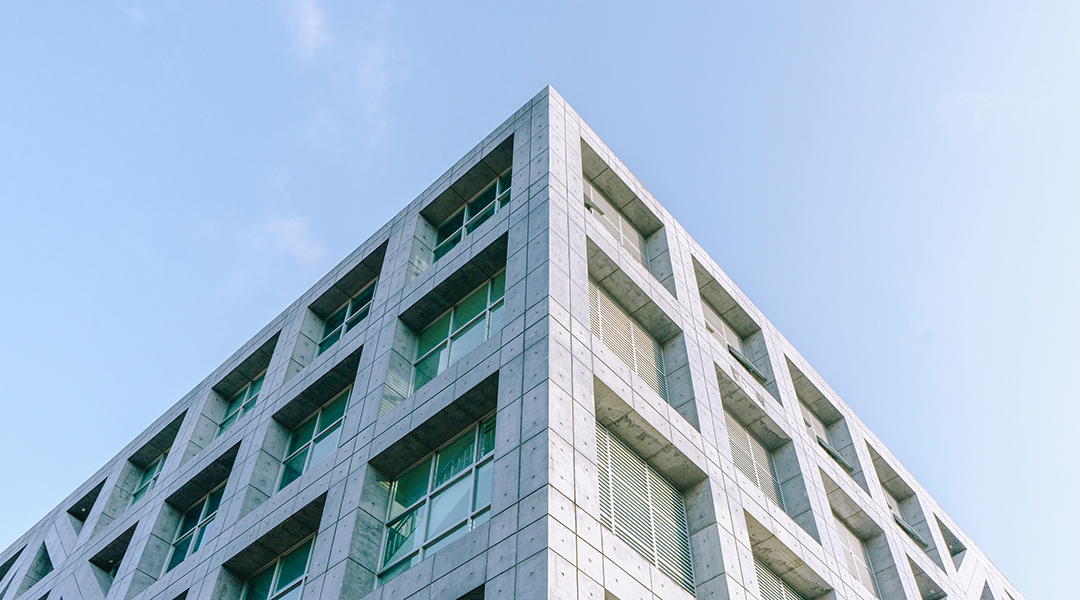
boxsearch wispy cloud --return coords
[282,0,330,58]
[225,212,328,301]
[115,1,145,26]
[351,3,409,135]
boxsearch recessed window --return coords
[588,278,667,401]
[218,372,265,436]
[595,422,694,594]
[433,170,511,262]
[755,557,806,600]
[583,178,649,268]
[701,297,767,382]
[724,411,784,509]
[799,401,853,472]
[278,388,350,491]
[166,484,225,573]
[317,278,377,356]
[833,513,879,597]
[378,417,496,585]
[131,451,168,506]
[241,536,315,600]
[412,271,505,393]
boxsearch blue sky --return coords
[1,2,1076,598]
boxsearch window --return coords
[755,557,806,600]
[583,178,648,267]
[412,271,505,393]
[724,411,784,509]
[277,388,350,491]
[219,373,265,435]
[131,451,168,505]
[378,417,496,585]
[242,536,314,600]
[885,490,928,547]
[166,484,225,573]
[799,401,853,472]
[588,278,668,401]
[701,297,766,383]
[317,278,377,356]
[433,170,512,262]
[595,423,694,594]
[833,514,879,596]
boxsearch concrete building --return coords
[0,87,1024,600]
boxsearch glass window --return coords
[724,410,785,510]
[588,278,668,401]
[166,483,226,573]
[219,372,266,435]
[412,271,506,393]
[242,537,315,600]
[317,278,378,356]
[799,401,830,445]
[278,388,351,491]
[432,170,512,262]
[130,451,168,505]
[583,178,649,266]
[377,416,496,586]
[595,422,694,594]
[833,514,879,597]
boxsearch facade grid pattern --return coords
[0,87,1024,600]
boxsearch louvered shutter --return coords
[595,423,695,594]
[724,411,785,510]
[589,279,668,401]
[755,558,806,600]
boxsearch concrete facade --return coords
[0,87,1024,600]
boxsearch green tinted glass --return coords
[436,210,465,244]
[275,538,313,593]
[248,375,264,397]
[412,345,447,391]
[245,568,274,600]
[426,475,471,539]
[391,457,431,519]
[473,461,493,510]
[309,423,342,467]
[317,393,348,433]
[498,170,512,195]
[479,417,496,457]
[467,185,497,218]
[453,286,488,332]
[383,505,423,566]
[433,432,476,489]
[180,500,204,535]
[490,271,505,302]
[322,306,347,338]
[417,313,451,358]
[288,419,317,455]
[449,318,486,365]
[278,449,308,490]
[487,302,503,337]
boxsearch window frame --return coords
[411,270,505,394]
[240,535,316,600]
[432,169,512,262]
[316,277,379,356]
[723,410,785,510]
[165,482,226,573]
[376,415,497,585]
[583,178,650,267]
[594,422,695,594]
[276,387,352,491]
[588,278,668,401]
[218,371,267,436]
[832,513,880,597]
[130,451,168,506]
[755,557,806,600]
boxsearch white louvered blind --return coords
[755,558,806,600]
[589,278,668,401]
[584,179,649,267]
[833,513,879,596]
[799,401,830,444]
[596,423,694,594]
[724,411,785,510]
[701,296,744,351]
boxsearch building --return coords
[0,87,1024,600]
